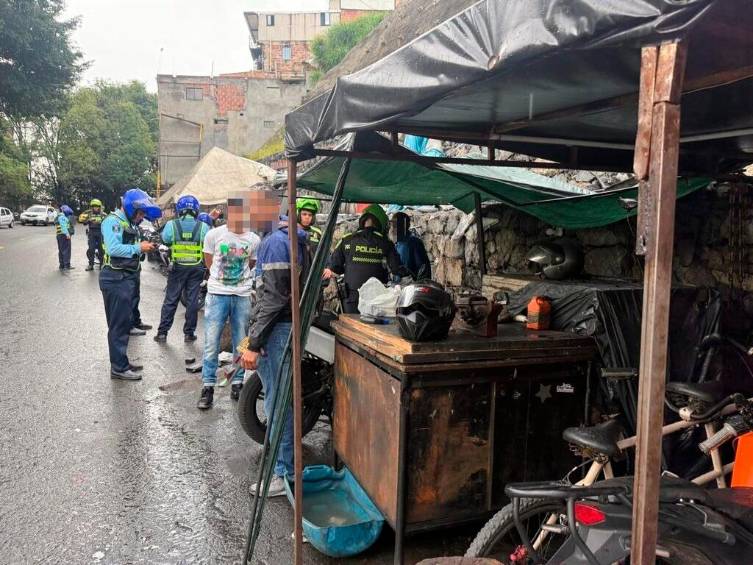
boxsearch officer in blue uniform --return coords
[154,195,209,343]
[100,188,160,380]
[55,205,75,270]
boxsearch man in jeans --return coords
[197,194,260,409]
[241,190,310,497]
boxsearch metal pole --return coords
[474,192,486,277]
[287,159,303,565]
[631,41,687,564]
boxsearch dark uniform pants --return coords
[99,268,138,372]
[87,231,103,266]
[343,288,360,314]
[158,265,204,335]
[132,271,142,328]
[56,234,71,269]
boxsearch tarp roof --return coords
[285,0,753,174]
[157,147,276,208]
[297,133,709,229]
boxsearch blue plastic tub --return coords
[284,465,384,558]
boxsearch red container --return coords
[527,296,552,330]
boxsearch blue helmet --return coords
[60,205,74,216]
[197,212,213,227]
[123,188,162,221]
[176,194,200,216]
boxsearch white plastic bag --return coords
[358,277,401,317]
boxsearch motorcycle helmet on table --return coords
[526,237,583,280]
[396,281,456,342]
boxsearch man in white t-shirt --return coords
[197,195,261,410]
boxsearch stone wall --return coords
[331,183,753,302]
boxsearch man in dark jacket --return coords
[241,214,310,497]
[392,212,431,279]
[323,204,403,314]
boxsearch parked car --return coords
[0,207,14,228]
[20,205,56,226]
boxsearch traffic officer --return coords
[296,197,322,251]
[100,188,159,380]
[55,205,75,271]
[323,204,404,313]
[154,195,209,343]
[82,198,106,271]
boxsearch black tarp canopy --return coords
[285,0,753,174]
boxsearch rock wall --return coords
[331,183,753,302]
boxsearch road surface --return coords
[0,225,471,564]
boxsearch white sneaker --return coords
[250,475,287,498]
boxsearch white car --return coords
[20,205,57,226]
[0,207,14,229]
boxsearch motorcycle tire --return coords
[465,497,567,560]
[237,371,322,445]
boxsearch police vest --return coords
[87,210,105,231]
[170,218,203,266]
[103,214,141,272]
[55,216,67,236]
[307,225,322,245]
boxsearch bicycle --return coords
[465,375,753,562]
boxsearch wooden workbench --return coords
[332,315,597,564]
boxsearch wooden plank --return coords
[334,342,401,525]
[633,46,658,181]
[654,42,688,103]
[631,40,686,565]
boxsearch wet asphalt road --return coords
[0,226,471,564]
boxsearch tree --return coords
[0,117,32,208]
[0,0,85,118]
[311,13,386,74]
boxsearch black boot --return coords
[231,382,243,401]
[85,264,94,271]
[197,387,214,410]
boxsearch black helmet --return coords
[526,237,584,280]
[396,281,456,341]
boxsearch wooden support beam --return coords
[634,46,658,256]
[474,193,486,277]
[631,40,687,565]
[287,159,304,565]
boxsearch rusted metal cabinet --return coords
[332,316,596,564]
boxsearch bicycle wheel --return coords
[465,498,568,562]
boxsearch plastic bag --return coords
[358,277,401,317]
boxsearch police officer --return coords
[82,198,106,271]
[56,205,75,271]
[100,188,160,380]
[323,204,404,313]
[296,197,322,250]
[154,195,209,343]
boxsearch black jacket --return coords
[327,227,403,291]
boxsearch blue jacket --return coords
[396,232,431,279]
[248,226,309,351]
[56,214,71,236]
[101,209,141,259]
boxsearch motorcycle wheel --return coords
[237,371,323,445]
[180,289,205,310]
[465,498,568,562]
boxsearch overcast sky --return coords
[64,1,329,91]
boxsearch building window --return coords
[266,14,275,26]
[320,12,331,26]
[282,43,292,61]
[186,87,203,101]
[263,120,275,128]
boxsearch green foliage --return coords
[247,129,284,162]
[38,82,158,208]
[0,117,32,208]
[311,13,386,73]
[0,0,85,117]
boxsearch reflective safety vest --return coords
[170,218,203,266]
[308,225,322,245]
[55,214,72,236]
[104,213,141,272]
[87,210,106,231]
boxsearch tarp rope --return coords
[243,157,352,563]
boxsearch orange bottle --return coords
[731,432,753,487]
[527,296,551,330]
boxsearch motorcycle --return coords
[500,389,753,564]
[236,276,345,445]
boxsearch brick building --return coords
[157,72,306,189]
[244,0,397,78]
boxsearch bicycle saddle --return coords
[666,380,732,405]
[562,419,622,457]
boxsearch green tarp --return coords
[297,156,710,230]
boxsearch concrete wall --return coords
[250,11,341,43]
[157,74,305,187]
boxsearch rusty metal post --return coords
[631,41,687,564]
[287,159,303,565]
